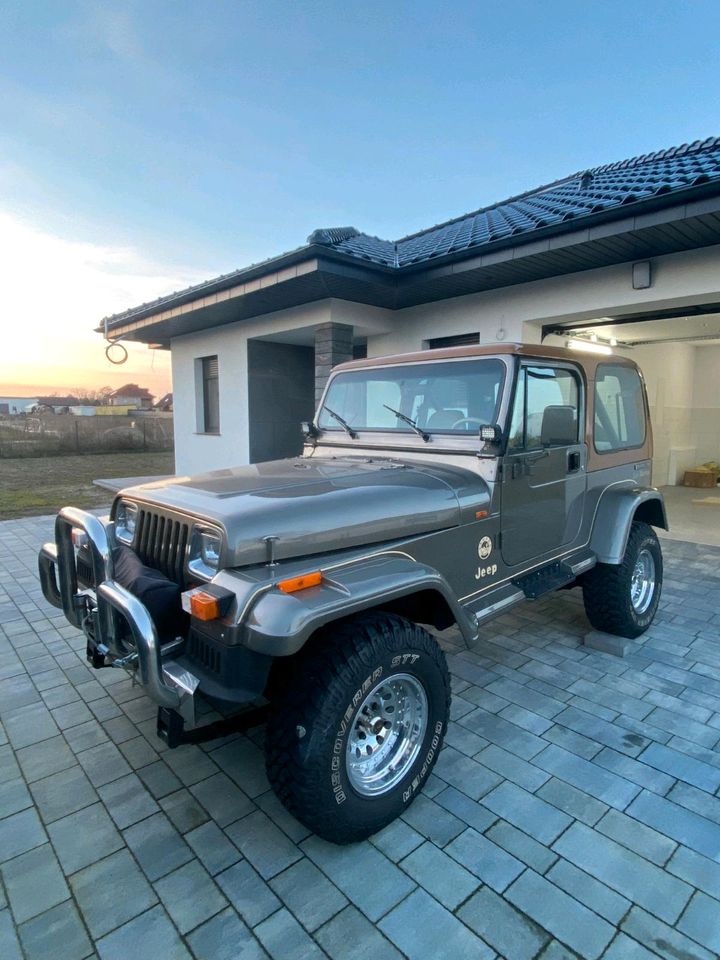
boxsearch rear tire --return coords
[265,612,450,844]
[582,520,662,638]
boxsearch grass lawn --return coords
[0,451,175,520]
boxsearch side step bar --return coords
[512,550,596,600]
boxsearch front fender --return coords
[590,486,668,564]
[243,554,477,656]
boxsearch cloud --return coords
[0,209,206,395]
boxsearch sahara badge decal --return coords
[478,536,493,560]
[475,535,497,580]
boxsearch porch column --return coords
[314,322,353,403]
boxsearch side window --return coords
[508,365,580,450]
[594,364,646,452]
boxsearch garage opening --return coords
[247,340,315,463]
[543,304,720,545]
[544,305,720,484]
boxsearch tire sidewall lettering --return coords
[331,665,383,804]
[391,654,420,668]
[402,720,443,803]
[330,654,441,808]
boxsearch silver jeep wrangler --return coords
[39,343,666,843]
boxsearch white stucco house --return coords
[101,136,720,484]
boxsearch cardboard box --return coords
[683,470,719,488]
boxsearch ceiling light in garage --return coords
[567,339,613,355]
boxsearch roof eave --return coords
[100,240,399,334]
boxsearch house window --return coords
[198,355,220,433]
[425,333,480,350]
[594,363,646,452]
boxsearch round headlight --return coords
[115,500,138,545]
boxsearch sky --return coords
[1,0,719,396]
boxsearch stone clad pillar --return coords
[314,323,353,404]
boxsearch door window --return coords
[508,365,580,450]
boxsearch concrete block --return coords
[583,631,634,657]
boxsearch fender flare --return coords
[242,553,478,656]
[589,486,668,565]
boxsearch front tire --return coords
[265,612,450,844]
[582,521,663,638]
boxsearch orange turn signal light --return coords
[190,591,221,621]
[277,571,322,593]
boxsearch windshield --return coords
[317,358,505,436]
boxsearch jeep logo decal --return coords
[478,536,493,560]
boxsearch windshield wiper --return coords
[383,404,430,443]
[322,406,357,439]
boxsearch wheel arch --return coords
[244,555,477,658]
[589,486,668,565]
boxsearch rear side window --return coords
[594,364,646,452]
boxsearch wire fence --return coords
[0,413,175,458]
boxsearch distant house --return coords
[0,396,38,415]
[109,384,154,410]
[35,395,81,413]
[155,392,173,412]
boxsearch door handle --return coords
[567,451,581,473]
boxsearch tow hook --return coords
[86,641,109,670]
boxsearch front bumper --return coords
[38,506,198,726]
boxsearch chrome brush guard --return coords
[39,507,197,725]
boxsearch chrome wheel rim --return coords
[346,673,428,797]
[631,548,656,614]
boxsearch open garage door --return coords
[544,304,720,350]
[543,305,720,487]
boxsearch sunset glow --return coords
[0,209,204,398]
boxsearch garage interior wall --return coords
[621,342,696,486]
[690,346,720,470]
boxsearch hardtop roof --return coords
[336,342,639,372]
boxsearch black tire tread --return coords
[582,520,662,638]
[265,611,449,843]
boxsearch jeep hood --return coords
[121,456,489,567]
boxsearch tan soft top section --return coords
[337,341,640,376]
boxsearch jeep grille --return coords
[134,509,190,586]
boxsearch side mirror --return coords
[301,421,319,440]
